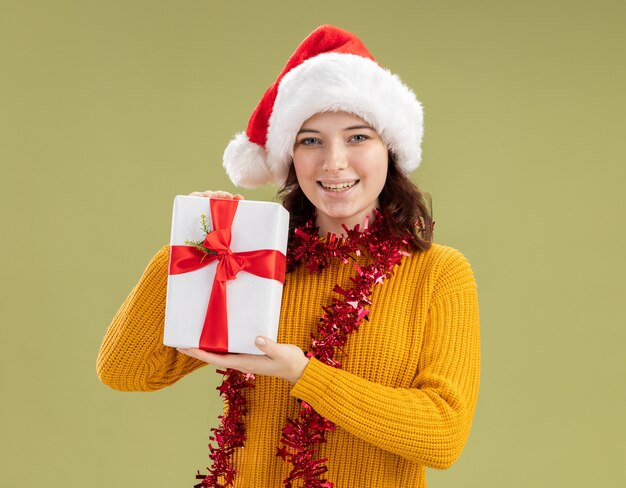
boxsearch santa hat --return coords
[223,24,424,188]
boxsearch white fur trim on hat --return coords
[223,132,274,188]
[265,53,424,180]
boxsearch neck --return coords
[315,211,376,237]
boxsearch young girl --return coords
[97,25,480,487]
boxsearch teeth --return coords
[320,181,357,191]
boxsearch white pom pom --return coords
[222,133,272,188]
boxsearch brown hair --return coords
[277,151,433,252]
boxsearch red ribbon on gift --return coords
[168,198,286,352]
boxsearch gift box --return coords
[164,196,289,355]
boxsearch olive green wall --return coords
[2,1,624,486]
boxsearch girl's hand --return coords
[188,190,244,200]
[177,337,309,384]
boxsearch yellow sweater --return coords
[97,243,480,487]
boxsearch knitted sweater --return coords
[97,242,480,487]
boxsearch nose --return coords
[324,141,348,172]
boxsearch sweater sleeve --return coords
[289,249,480,469]
[96,245,207,391]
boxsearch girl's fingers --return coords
[188,190,244,200]
[178,347,269,373]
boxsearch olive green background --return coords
[2,0,625,486]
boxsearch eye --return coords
[298,137,320,146]
[350,134,368,143]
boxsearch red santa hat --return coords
[223,25,424,188]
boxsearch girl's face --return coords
[293,111,388,235]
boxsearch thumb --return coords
[255,336,278,356]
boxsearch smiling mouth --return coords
[318,180,359,191]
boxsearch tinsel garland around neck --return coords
[195,211,411,488]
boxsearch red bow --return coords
[169,199,286,352]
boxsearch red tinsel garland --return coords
[194,369,254,488]
[195,212,412,487]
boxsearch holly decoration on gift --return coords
[185,214,218,260]
[195,211,413,488]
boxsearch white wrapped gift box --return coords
[163,196,289,354]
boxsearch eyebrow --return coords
[297,125,375,135]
